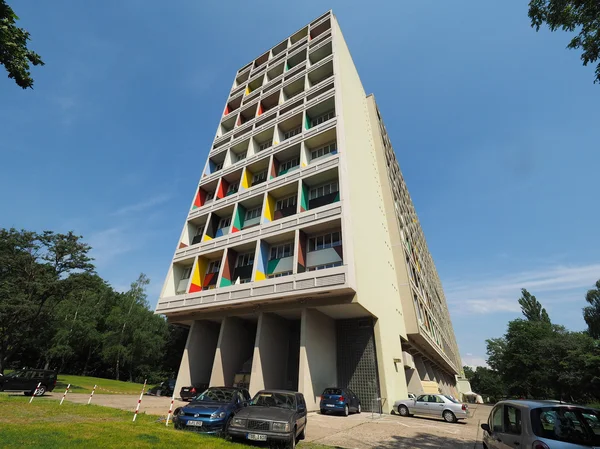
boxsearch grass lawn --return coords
[0,395,329,449]
[55,374,147,395]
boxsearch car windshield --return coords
[323,389,343,395]
[531,407,600,446]
[444,395,460,404]
[251,392,296,410]
[194,388,237,403]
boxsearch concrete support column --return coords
[405,368,424,396]
[174,320,220,397]
[373,316,409,413]
[249,313,290,395]
[210,317,255,387]
[299,309,337,411]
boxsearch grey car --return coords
[481,400,600,449]
[393,394,469,423]
[227,390,307,448]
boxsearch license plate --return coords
[326,404,335,407]
[186,421,203,427]
[247,433,267,441]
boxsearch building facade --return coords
[156,11,462,412]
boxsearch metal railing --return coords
[370,397,386,419]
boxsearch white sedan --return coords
[393,394,469,423]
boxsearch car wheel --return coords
[398,405,409,417]
[357,403,361,414]
[443,410,457,423]
[344,405,349,417]
[288,428,297,448]
[34,385,46,397]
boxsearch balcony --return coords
[272,39,288,57]
[256,232,295,280]
[308,41,332,67]
[267,62,284,82]
[192,179,218,210]
[254,51,270,71]
[224,95,242,117]
[271,143,301,178]
[183,216,207,247]
[216,169,242,200]
[304,127,337,164]
[252,127,275,155]
[238,103,258,127]
[300,168,339,212]
[242,158,269,191]
[204,205,234,241]
[286,48,307,72]
[305,97,335,131]
[305,229,342,272]
[220,241,256,287]
[307,60,333,88]
[277,112,303,145]
[282,77,305,103]
[219,114,237,137]
[205,153,226,177]
[233,193,264,232]
[257,91,279,117]
[309,17,331,41]
[246,74,264,96]
[231,138,250,164]
[264,183,298,224]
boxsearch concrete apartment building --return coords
[156,11,462,412]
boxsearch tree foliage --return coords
[0,1,44,89]
[0,228,187,383]
[518,288,551,323]
[583,280,600,338]
[528,0,600,84]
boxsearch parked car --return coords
[0,369,57,396]
[408,393,416,400]
[319,387,361,416]
[180,382,209,401]
[481,400,600,449]
[227,390,308,448]
[173,386,250,434]
[146,379,175,397]
[393,394,469,423]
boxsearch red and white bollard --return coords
[132,379,147,422]
[59,384,71,405]
[29,382,42,404]
[87,385,97,405]
[165,394,175,426]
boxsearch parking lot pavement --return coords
[39,392,187,417]
[305,404,492,449]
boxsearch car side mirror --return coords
[298,405,306,413]
[480,423,491,433]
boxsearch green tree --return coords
[518,288,551,323]
[463,365,475,380]
[469,367,505,401]
[0,228,93,373]
[528,0,600,84]
[0,1,44,88]
[583,280,600,339]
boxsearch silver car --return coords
[393,394,469,423]
[481,400,600,449]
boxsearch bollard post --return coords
[29,382,42,404]
[165,394,175,427]
[132,379,147,422]
[87,385,97,405]
[59,384,71,405]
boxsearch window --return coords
[504,405,522,435]
[236,252,255,267]
[309,181,338,200]
[235,151,247,162]
[214,161,224,171]
[252,170,267,185]
[258,140,272,152]
[276,195,296,210]
[308,231,341,252]
[531,407,600,446]
[307,261,342,271]
[310,142,337,160]
[490,406,503,433]
[283,126,301,140]
[205,191,215,202]
[207,260,221,273]
[218,217,231,229]
[311,110,334,127]
[416,395,427,402]
[239,278,252,284]
[245,207,261,220]
[181,267,192,280]
[270,243,293,260]
[267,271,292,278]
[279,157,299,174]
[227,182,239,194]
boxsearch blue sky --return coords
[2,1,599,369]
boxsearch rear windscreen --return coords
[531,407,600,446]
[323,389,343,395]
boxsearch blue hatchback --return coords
[320,387,361,416]
[174,386,251,434]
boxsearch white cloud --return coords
[461,354,488,369]
[87,227,136,266]
[111,193,171,216]
[445,263,600,316]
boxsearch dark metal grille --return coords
[247,420,269,431]
[336,318,380,412]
